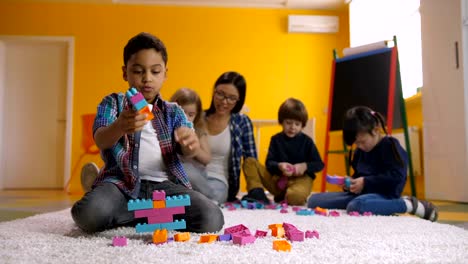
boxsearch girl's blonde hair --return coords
[170,88,207,137]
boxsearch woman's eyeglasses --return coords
[214,91,239,105]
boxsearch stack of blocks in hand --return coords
[126,87,154,121]
[128,190,191,244]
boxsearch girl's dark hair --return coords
[278,98,308,127]
[170,88,205,136]
[123,32,168,66]
[206,71,246,115]
[343,106,404,167]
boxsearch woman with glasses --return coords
[201,71,258,203]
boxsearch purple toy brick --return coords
[217,234,232,241]
[112,236,127,247]
[254,230,268,238]
[232,234,256,245]
[305,230,319,239]
[152,190,166,201]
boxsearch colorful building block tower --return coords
[126,87,154,121]
[127,190,191,234]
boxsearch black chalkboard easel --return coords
[321,37,416,196]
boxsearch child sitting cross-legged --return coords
[307,106,438,221]
[242,98,324,205]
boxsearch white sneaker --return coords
[81,162,99,192]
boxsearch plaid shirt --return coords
[93,92,192,199]
[227,113,258,201]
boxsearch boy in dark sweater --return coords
[242,98,324,205]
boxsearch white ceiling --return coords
[3,0,348,10]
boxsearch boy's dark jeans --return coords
[71,180,224,233]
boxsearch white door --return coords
[0,38,68,189]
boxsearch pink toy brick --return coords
[348,211,360,216]
[232,234,256,245]
[329,210,340,217]
[282,223,297,232]
[305,230,319,239]
[152,190,166,201]
[147,214,174,224]
[227,205,236,211]
[363,211,373,216]
[292,206,302,212]
[254,230,268,238]
[280,208,288,214]
[224,224,251,236]
[134,206,185,219]
[112,236,127,247]
[286,229,304,242]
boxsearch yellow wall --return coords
[0,2,349,193]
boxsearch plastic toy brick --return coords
[128,198,153,211]
[280,208,288,214]
[268,223,283,229]
[296,209,315,216]
[134,206,185,219]
[326,174,351,188]
[292,206,302,212]
[265,204,281,210]
[198,234,218,243]
[174,232,191,242]
[152,190,166,201]
[363,211,373,216]
[273,240,291,252]
[286,230,304,242]
[271,226,285,238]
[227,205,237,211]
[240,200,248,208]
[329,210,340,217]
[224,224,251,236]
[314,207,328,216]
[277,176,288,190]
[160,219,186,230]
[112,236,127,247]
[348,211,360,216]
[152,229,168,244]
[217,234,232,241]
[232,234,256,246]
[247,202,256,209]
[126,87,154,121]
[152,200,166,209]
[282,223,297,232]
[165,195,191,208]
[254,230,268,238]
[147,214,173,224]
[305,230,319,239]
[136,220,186,233]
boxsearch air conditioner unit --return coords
[288,15,339,33]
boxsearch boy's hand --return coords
[292,163,307,176]
[349,177,364,194]
[175,127,200,157]
[117,109,148,134]
[278,162,294,177]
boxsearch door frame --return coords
[0,35,74,189]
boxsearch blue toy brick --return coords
[160,219,186,230]
[165,195,191,208]
[135,223,162,233]
[128,198,153,211]
[134,100,147,111]
[296,209,315,216]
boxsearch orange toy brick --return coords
[174,232,190,242]
[273,240,291,252]
[198,234,218,243]
[153,229,168,244]
[271,226,285,238]
[152,200,166,209]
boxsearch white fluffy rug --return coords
[0,207,467,264]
